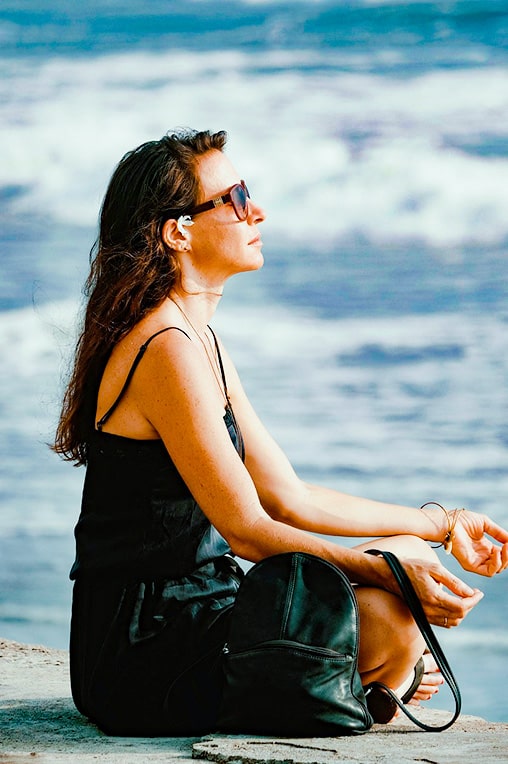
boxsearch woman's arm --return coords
[220,340,508,576]
[220,343,447,541]
[130,330,398,585]
[131,331,505,629]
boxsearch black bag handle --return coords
[366,549,461,731]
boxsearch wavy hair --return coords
[53,128,227,465]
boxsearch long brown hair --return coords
[53,128,227,465]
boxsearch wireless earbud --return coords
[176,215,194,236]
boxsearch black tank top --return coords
[70,327,245,581]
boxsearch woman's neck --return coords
[168,287,222,332]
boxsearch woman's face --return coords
[183,149,266,284]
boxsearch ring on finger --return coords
[443,616,448,627]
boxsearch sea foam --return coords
[1,50,508,247]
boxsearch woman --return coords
[54,129,508,736]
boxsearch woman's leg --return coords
[353,535,439,691]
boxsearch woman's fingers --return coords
[453,512,508,576]
[402,559,484,627]
[428,587,483,628]
[430,563,478,598]
[500,542,508,573]
[482,516,508,545]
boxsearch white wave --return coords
[0,300,83,536]
[1,50,508,246]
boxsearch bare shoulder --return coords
[134,324,208,392]
[133,322,227,424]
[101,322,194,399]
[96,322,201,438]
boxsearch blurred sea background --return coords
[1,0,507,721]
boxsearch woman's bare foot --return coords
[365,651,444,724]
[398,651,444,706]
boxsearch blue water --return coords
[1,0,507,722]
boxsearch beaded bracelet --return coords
[420,501,465,554]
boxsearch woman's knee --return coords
[356,586,424,687]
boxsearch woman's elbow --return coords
[261,490,306,526]
[224,514,280,563]
[228,536,265,563]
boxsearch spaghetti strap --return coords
[207,326,244,460]
[96,326,191,431]
[207,326,229,401]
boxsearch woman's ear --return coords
[162,216,194,251]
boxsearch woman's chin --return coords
[247,250,264,271]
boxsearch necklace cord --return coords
[169,297,229,405]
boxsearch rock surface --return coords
[1,638,507,763]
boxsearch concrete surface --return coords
[1,638,507,764]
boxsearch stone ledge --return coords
[194,713,508,764]
[1,639,507,764]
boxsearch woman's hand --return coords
[451,510,508,577]
[387,557,484,628]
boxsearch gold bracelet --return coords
[420,502,465,555]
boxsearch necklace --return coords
[169,297,228,405]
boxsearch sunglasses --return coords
[187,180,250,221]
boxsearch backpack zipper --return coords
[223,639,351,660]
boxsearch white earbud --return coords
[177,215,194,236]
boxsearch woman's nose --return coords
[248,198,266,224]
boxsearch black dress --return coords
[69,327,245,736]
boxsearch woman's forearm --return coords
[228,512,395,589]
[268,482,448,544]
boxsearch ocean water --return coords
[1,0,507,722]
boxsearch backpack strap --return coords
[365,549,461,731]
